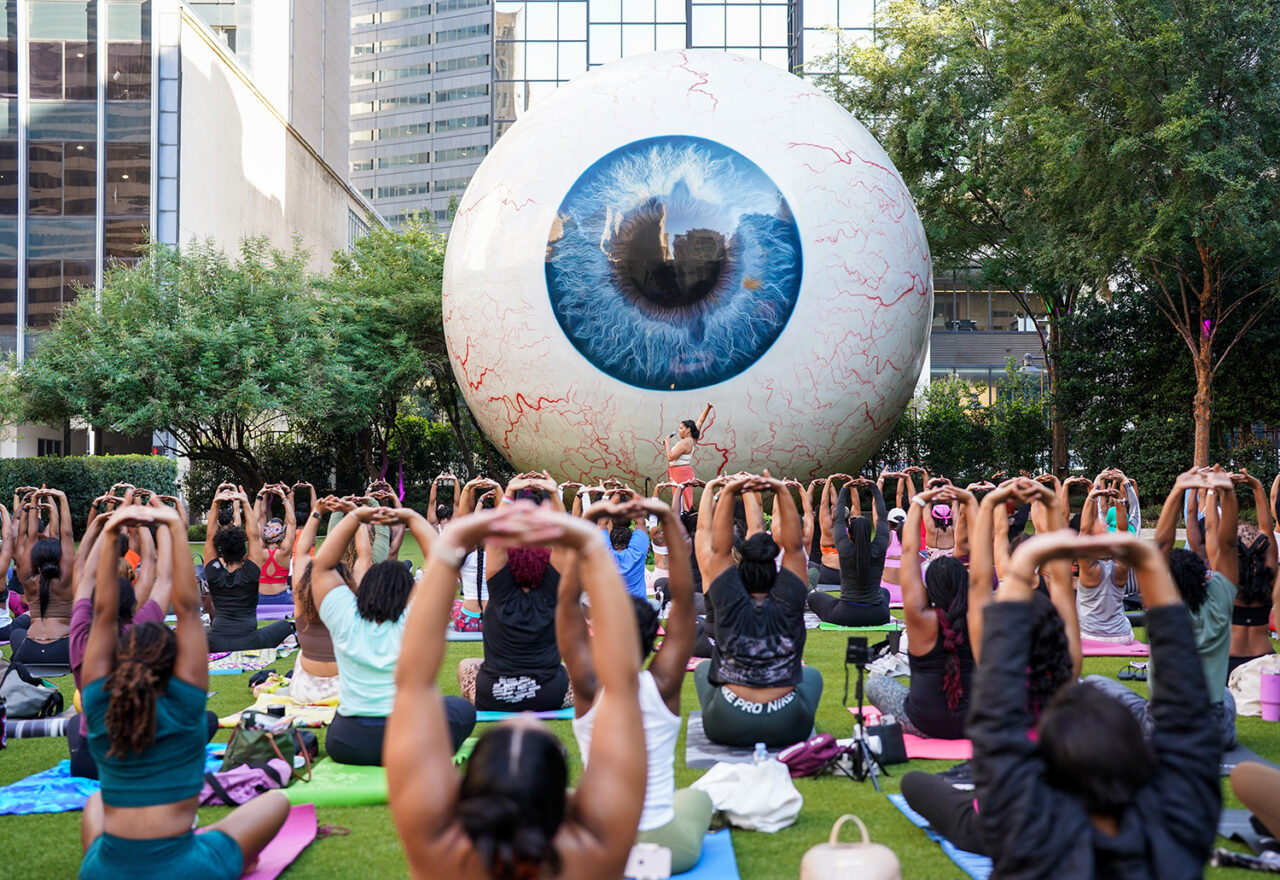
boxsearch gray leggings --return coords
[693,662,823,749]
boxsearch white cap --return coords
[887,507,907,524]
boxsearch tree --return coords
[1007,0,1280,465]
[325,218,509,479]
[3,240,344,491]
[821,0,1109,475]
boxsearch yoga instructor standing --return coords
[664,403,713,507]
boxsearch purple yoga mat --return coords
[241,803,317,880]
[255,606,294,620]
[1080,637,1150,657]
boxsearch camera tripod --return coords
[840,633,901,791]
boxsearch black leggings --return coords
[806,589,891,627]
[328,698,476,766]
[816,564,840,587]
[11,633,70,665]
[900,770,986,855]
[67,711,220,779]
[206,620,294,652]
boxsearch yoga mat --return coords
[242,804,317,880]
[635,829,739,880]
[1218,808,1271,855]
[0,745,225,815]
[284,760,388,807]
[445,629,484,642]
[453,736,478,766]
[845,707,972,759]
[4,716,70,739]
[1080,637,1150,657]
[686,657,709,672]
[1221,744,1280,776]
[22,664,71,678]
[255,606,294,620]
[887,793,992,880]
[817,620,903,632]
[684,711,758,770]
[474,707,575,722]
[219,693,338,729]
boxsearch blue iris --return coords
[545,136,802,391]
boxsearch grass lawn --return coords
[0,540,1272,878]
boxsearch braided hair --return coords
[30,537,61,618]
[923,556,970,712]
[1236,526,1274,605]
[104,622,177,758]
[1026,590,1072,718]
[294,560,353,625]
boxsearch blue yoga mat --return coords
[0,745,225,816]
[445,630,484,642]
[475,707,575,722]
[887,793,992,880]
[625,829,738,880]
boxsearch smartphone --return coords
[623,843,672,880]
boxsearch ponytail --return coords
[30,538,61,618]
[104,623,176,758]
[923,556,970,712]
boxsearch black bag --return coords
[0,660,64,719]
[867,722,908,765]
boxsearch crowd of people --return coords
[4,444,1280,878]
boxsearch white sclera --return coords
[443,49,932,484]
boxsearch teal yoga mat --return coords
[887,793,991,880]
[475,707,575,722]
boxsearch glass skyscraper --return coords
[0,0,152,358]
[351,0,882,230]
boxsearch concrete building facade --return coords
[1,0,375,459]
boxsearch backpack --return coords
[778,733,843,778]
[0,660,64,719]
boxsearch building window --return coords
[377,122,431,139]
[437,0,490,12]
[434,53,488,72]
[378,151,431,168]
[436,83,489,102]
[376,182,432,199]
[436,23,490,43]
[351,158,373,172]
[435,144,487,162]
[434,176,471,192]
[353,33,431,56]
[435,114,487,132]
[37,438,62,457]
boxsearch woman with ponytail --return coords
[387,502,646,880]
[806,477,892,627]
[10,487,75,665]
[868,485,976,739]
[78,504,287,880]
[693,473,821,748]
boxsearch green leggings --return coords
[694,662,824,748]
[635,788,715,874]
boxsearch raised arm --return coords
[695,402,713,434]
[901,487,941,638]
[645,498,694,709]
[1211,473,1238,587]
[1243,470,1277,574]
[238,488,263,563]
[969,482,1016,662]
[1186,488,1207,560]
[1156,471,1198,560]
[311,498,367,606]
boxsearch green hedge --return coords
[0,455,179,537]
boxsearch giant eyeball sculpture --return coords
[443,49,932,484]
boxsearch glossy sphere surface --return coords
[443,49,932,484]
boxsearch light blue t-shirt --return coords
[608,529,650,599]
[319,586,407,717]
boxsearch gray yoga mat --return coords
[1218,808,1272,855]
[1221,744,1280,776]
[684,711,759,770]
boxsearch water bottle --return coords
[753,742,768,764]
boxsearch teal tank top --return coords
[83,675,208,807]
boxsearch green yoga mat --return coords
[284,761,387,807]
[817,620,903,632]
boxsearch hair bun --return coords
[740,532,780,563]
[40,561,60,578]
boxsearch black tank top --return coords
[903,615,974,739]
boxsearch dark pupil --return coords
[609,198,727,311]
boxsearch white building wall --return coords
[176,9,367,271]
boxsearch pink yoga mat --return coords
[1080,637,1150,657]
[242,803,317,880]
[846,707,973,759]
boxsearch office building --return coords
[2,0,376,458]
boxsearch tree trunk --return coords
[1047,320,1068,476]
[1193,344,1212,467]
